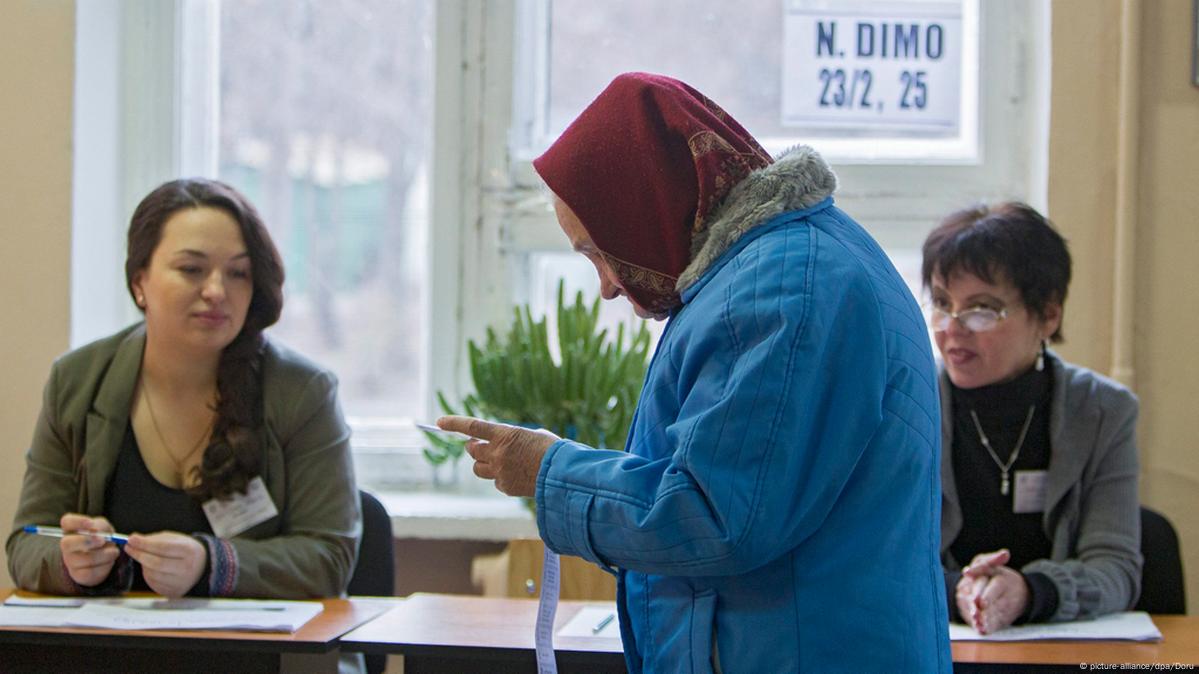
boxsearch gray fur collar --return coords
[677,145,837,293]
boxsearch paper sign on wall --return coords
[782,1,965,135]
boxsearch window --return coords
[498,0,1047,311]
[518,0,980,162]
[217,0,434,428]
[72,0,1048,492]
[72,0,441,490]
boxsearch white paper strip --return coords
[535,547,561,674]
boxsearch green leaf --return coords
[426,278,651,474]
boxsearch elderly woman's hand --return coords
[437,416,560,497]
[958,549,1030,634]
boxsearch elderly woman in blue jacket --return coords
[440,72,950,673]
[924,203,1141,635]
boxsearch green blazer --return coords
[6,324,362,598]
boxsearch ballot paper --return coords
[948,611,1162,642]
[535,548,560,674]
[556,605,620,639]
[0,596,323,632]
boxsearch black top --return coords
[104,425,212,593]
[947,357,1058,623]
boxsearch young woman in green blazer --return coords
[7,178,360,599]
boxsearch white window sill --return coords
[353,447,537,541]
[373,488,537,542]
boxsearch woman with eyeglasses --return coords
[924,202,1141,634]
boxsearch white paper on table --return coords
[948,611,1162,642]
[0,605,90,627]
[557,606,620,639]
[0,597,323,632]
[3,595,84,608]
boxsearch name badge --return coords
[1012,470,1048,514]
[202,476,279,539]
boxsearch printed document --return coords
[948,611,1161,642]
[0,595,322,632]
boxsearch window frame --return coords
[71,0,457,478]
[72,0,220,349]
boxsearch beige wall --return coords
[1047,1,1123,372]
[0,1,74,581]
[1133,0,1199,613]
[1050,0,1199,612]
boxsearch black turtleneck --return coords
[947,356,1058,623]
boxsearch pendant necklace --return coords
[141,374,213,484]
[969,405,1036,496]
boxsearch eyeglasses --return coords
[928,305,1008,333]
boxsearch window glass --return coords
[218,0,434,424]
[545,1,785,147]
[524,253,666,358]
[540,0,975,158]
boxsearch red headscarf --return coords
[533,72,772,313]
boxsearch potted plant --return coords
[422,281,651,487]
[425,281,651,599]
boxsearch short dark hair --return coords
[125,178,285,500]
[921,202,1071,342]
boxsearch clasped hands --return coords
[956,548,1030,634]
[436,415,560,497]
[59,513,207,598]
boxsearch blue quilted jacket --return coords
[536,149,950,673]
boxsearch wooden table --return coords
[340,593,623,674]
[952,615,1199,672]
[340,593,1199,673]
[0,589,389,673]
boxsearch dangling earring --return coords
[1035,339,1046,372]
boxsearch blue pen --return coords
[592,612,615,634]
[23,525,129,546]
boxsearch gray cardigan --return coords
[940,353,1142,621]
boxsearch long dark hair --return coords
[126,178,285,500]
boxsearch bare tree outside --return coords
[219,0,434,419]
